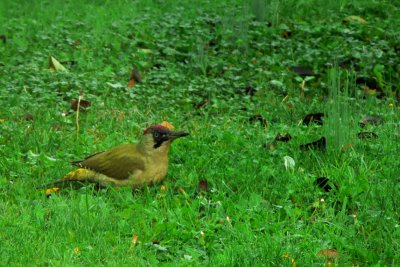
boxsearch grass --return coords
[0,0,399,265]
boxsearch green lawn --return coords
[0,0,399,265]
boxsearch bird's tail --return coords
[40,168,102,195]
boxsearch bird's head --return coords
[142,124,189,149]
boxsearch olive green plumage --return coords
[71,144,146,180]
[47,124,189,189]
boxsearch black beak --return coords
[168,131,189,140]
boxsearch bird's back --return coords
[71,144,146,180]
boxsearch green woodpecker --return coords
[47,124,189,190]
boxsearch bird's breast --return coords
[130,154,169,185]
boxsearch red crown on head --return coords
[143,124,170,135]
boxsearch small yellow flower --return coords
[283,253,290,259]
[131,235,139,246]
[73,247,80,255]
[283,253,296,267]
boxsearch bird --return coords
[45,124,189,192]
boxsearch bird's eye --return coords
[154,132,160,138]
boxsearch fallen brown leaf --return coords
[303,113,324,126]
[193,99,209,110]
[317,248,339,259]
[341,143,353,151]
[70,98,91,111]
[249,114,268,127]
[300,137,326,152]
[275,133,292,142]
[22,114,34,121]
[128,66,142,87]
[160,121,175,130]
[282,30,292,39]
[198,179,208,193]
[131,235,139,245]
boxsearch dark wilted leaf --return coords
[70,99,91,111]
[356,77,380,89]
[281,30,292,38]
[193,99,208,110]
[357,131,378,140]
[291,66,315,77]
[244,85,257,96]
[303,113,324,126]
[359,115,383,127]
[153,62,165,69]
[315,177,338,192]
[300,137,326,152]
[235,85,257,96]
[130,68,142,82]
[0,35,6,43]
[338,57,360,70]
[249,114,267,127]
[60,60,78,68]
[22,114,34,121]
[208,38,218,47]
[128,66,142,87]
[198,179,208,193]
[275,133,292,142]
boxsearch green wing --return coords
[71,144,145,180]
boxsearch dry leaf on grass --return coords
[317,248,339,259]
[343,15,367,24]
[70,98,91,111]
[131,235,139,245]
[160,121,175,130]
[128,66,142,87]
[49,56,68,71]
